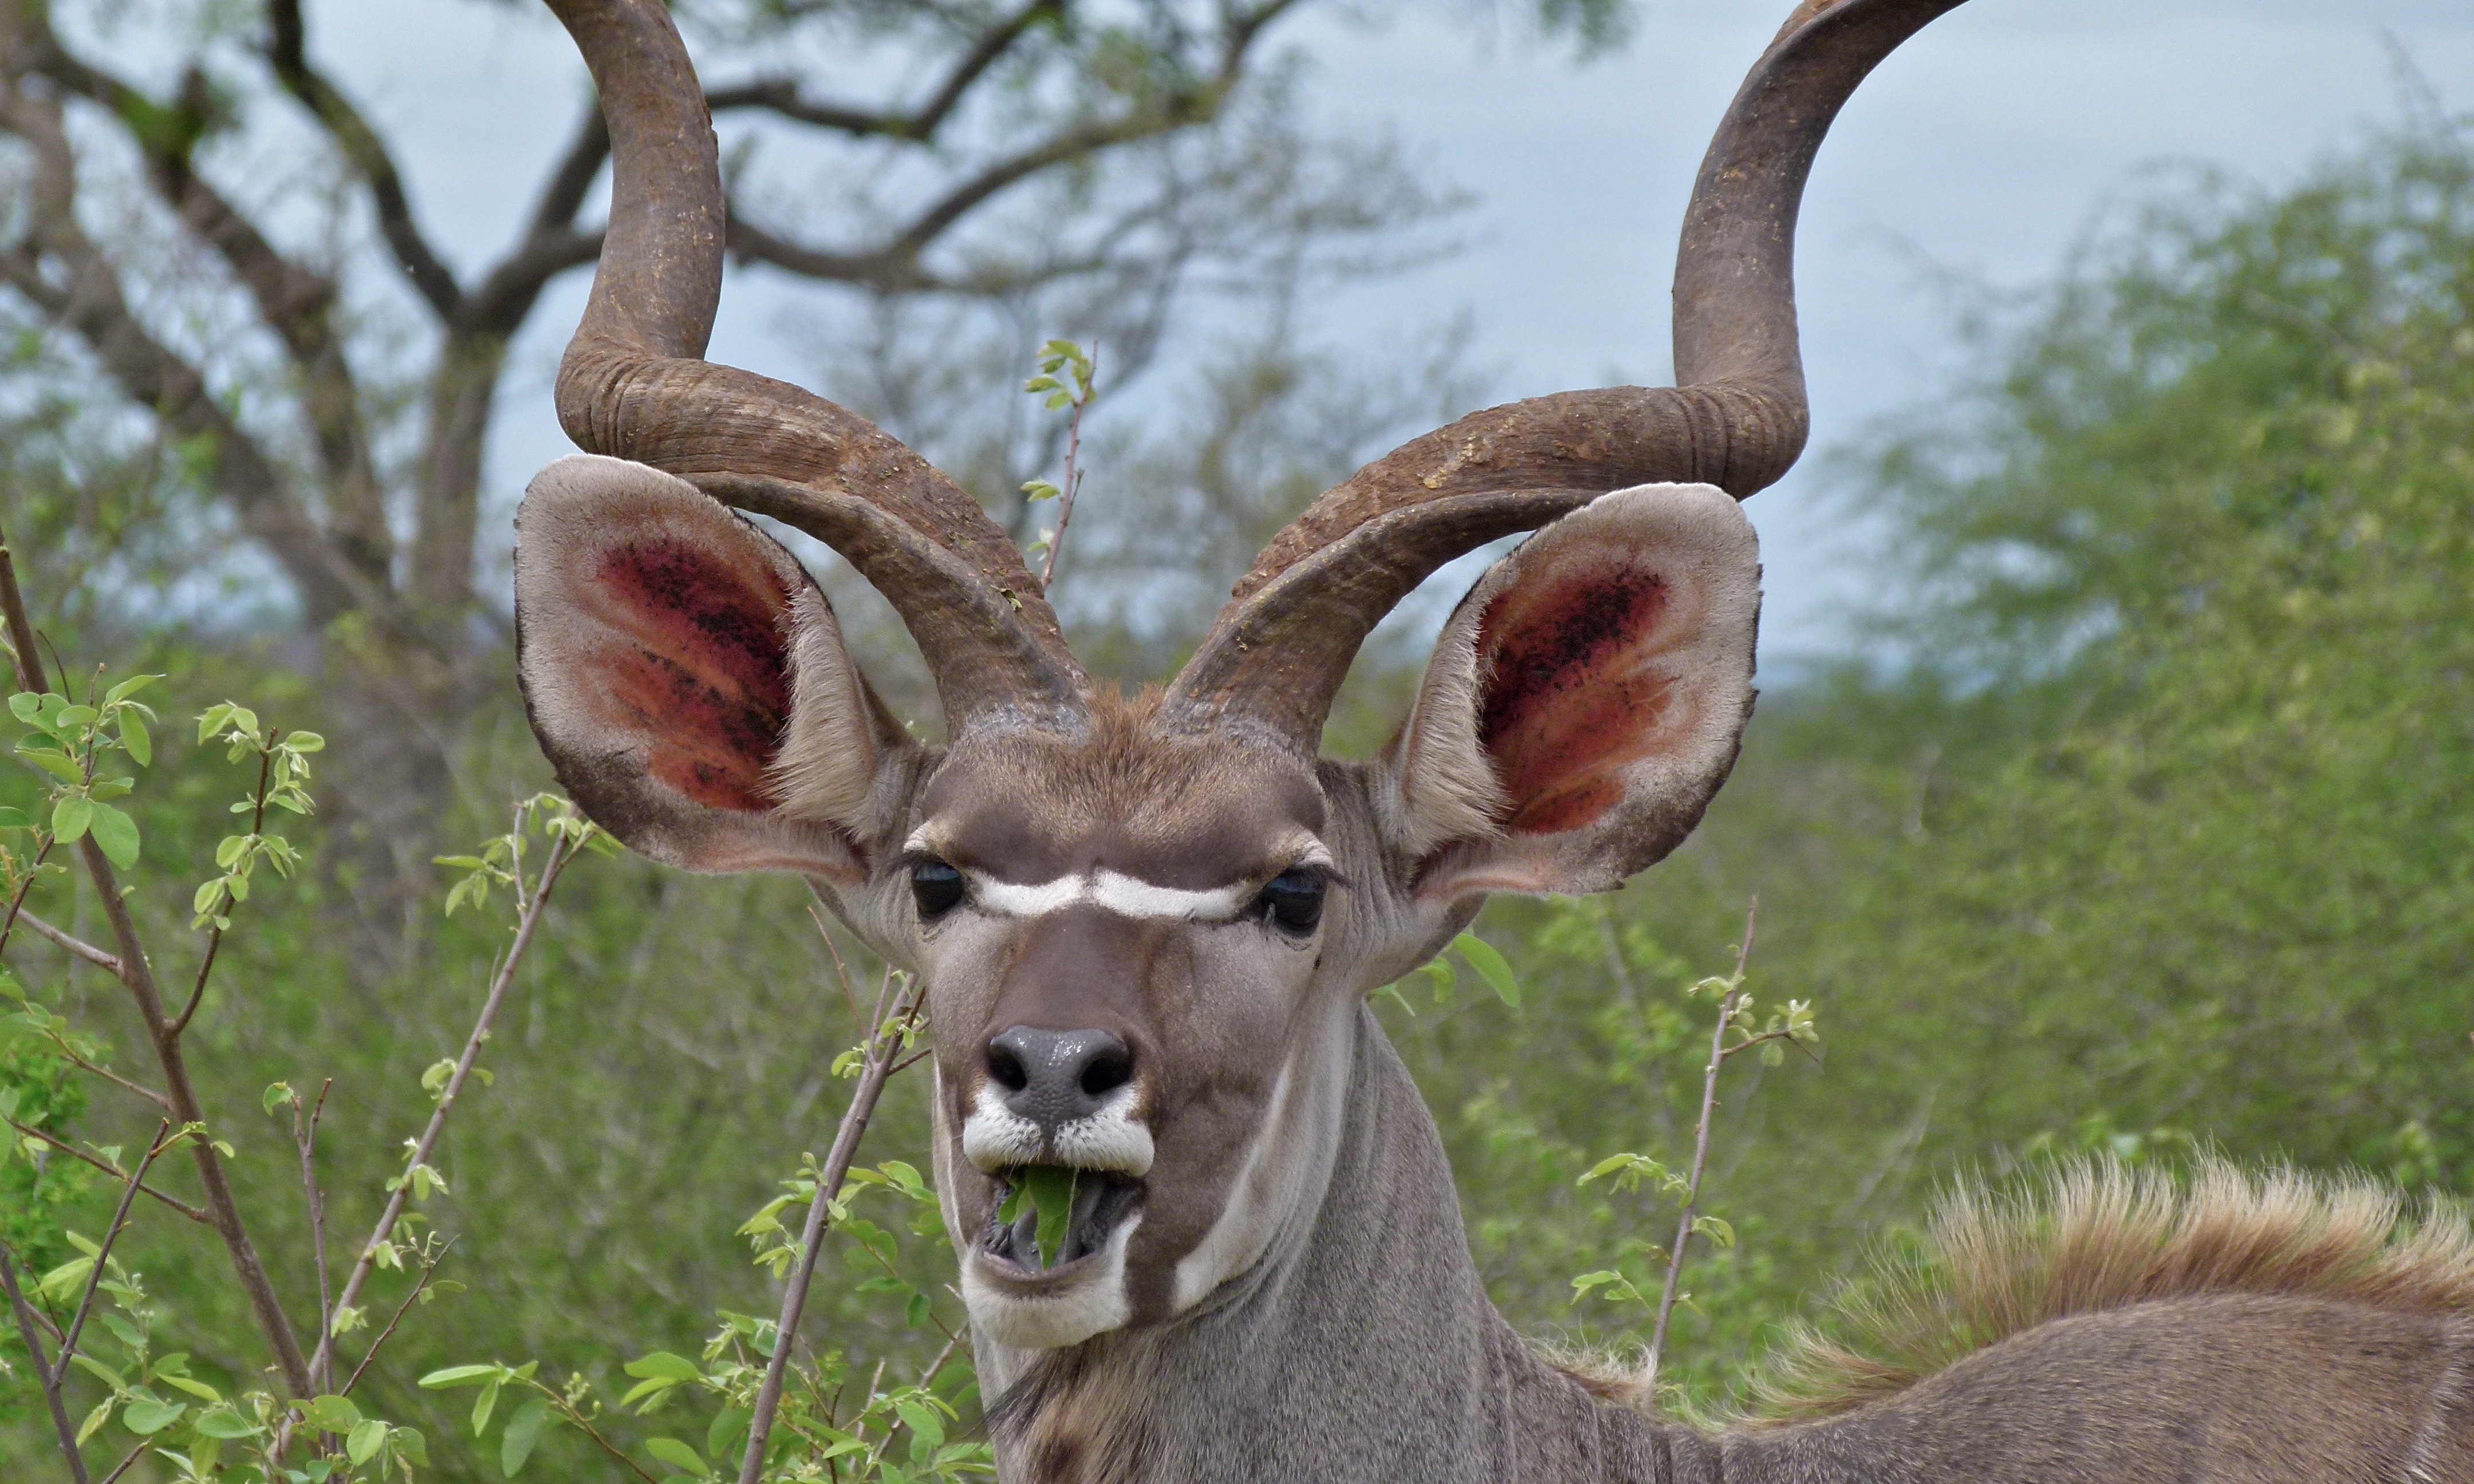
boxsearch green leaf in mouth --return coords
[997,1166,1081,1269]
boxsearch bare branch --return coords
[721,0,1295,291]
[0,90,372,625]
[339,1237,452,1399]
[6,3,388,574]
[57,1122,176,1373]
[706,0,1065,143]
[14,910,119,974]
[266,0,463,319]
[294,1079,334,1393]
[95,1441,152,1484]
[0,1241,90,1484]
[462,230,605,337]
[2,1114,211,1225]
[304,814,589,1387]
[527,102,612,238]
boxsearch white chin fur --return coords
[961,1084,1155,1177]
[962,1214,1141,1349]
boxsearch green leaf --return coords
[53,704,97,731]
[623,1350,702,1383]
[419,1363,505,1390]
[706,1406,750,1462]
[104,674,159,705]
[1019,1165,1078,1269]
[86,800,139,868]
[77,1399,112,1445]
[1579,1154,1638,1186]
[118,711,149,766]
[1691,1214,1737,1249]
[263,1082,297,1115]
[160,1374,224,1404]
[286,731,324,753]
[302,1394,363,1434]
[1453,932,1521,1007]
[474,1378,501,1435]
[194,1406,262,1439]
[348,1418,388,1465]
[38,1254,93,1300]
[121,1396,187,1434]
[645,1437,705,1475]
[895,1399,944,1449]
[22,747,85,783]
[8,692,42,723]
[52,794,92,844]
[501,1398,553,1477]
[0,805,23,828]
[396,1427,431,1466]
[620,1375,683,1410]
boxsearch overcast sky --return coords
[314,0,2474,662]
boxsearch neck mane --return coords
[982,1003,1699,1484]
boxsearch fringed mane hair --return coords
[1742,1157,2474,1424]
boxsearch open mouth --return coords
[982,1167,1143,1274]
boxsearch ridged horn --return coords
[1159,0,1968,747]
[543,0,1089,730]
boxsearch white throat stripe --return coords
[972,869,1251,922]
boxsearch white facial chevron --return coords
[971,869,1250,921]
[901,833,1332,923]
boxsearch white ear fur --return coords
[1384,481,1760,894]
[768,584,892,827]
[1380,598,1512,859]
[515,455,905,879]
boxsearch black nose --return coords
[986,1026,1134,1128]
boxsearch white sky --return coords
[312,0,2474,662]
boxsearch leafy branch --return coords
[1021,338,1097,590]
[1571,899,1821,1394]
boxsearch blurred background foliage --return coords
[4,0,2472,1474]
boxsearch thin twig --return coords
[1038,343,1093,590]
[14,910,120,973]
[738,970,925,1484]
[1,1241,91,1484]
[0,840,60,962]
[1,1115,209,1223]
[49,1045,173,1114]
[304,818,584,1388]
[296,1079,334,1394]
[340,1238,454,1398]
[1646,898,1758,1388]
[917,1323,967,1389]
[169,745,273,1039]
[94,1440,152,1484]
[60,1121,176,1370]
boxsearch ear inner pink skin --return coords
[590,539,794,812]
[1476,563,1676,836]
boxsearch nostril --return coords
[987,1041,1029,1093]
[1078,1043,1133,1099]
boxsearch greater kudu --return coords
[511,1,2474,1479]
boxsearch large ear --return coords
[1380,482,1759,899]
[513,455,912,880]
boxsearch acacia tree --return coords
[0,0,1624,932]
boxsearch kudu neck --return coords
[992,1002,1727,1483]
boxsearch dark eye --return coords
[911,859,965,919]
[1257,869,1326,934]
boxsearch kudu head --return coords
[517,0,1951,1358]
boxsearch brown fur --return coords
[1740,1157,2474,1425]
